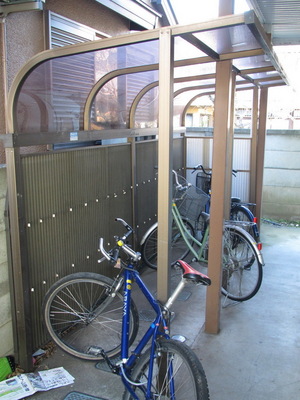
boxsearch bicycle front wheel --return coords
[123,339,209,400]
[141,220,194,269]
[222,226,263,301]
[43,272,139,360]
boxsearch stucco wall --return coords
[0,166,13,357]
[262,130,300,221]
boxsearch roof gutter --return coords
[0,0,44,17]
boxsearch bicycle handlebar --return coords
[192,164,238,177]
[99,219,141,264]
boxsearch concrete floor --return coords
[29,223,300,400]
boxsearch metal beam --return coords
[157,28,174,303]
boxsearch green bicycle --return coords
[141,170,264,302]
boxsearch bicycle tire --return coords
[230,205,259,240]
[43,272,139,360]
[122,338,209,400]
[141,219,194,269]
[222,226,263,301]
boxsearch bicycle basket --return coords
[196,172,211,195]
[176,185,209,221]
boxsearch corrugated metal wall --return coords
[20,138,184,349]
[186,136,251,202]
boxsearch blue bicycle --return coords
[43,218,211,399]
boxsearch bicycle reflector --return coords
[257,242,262,251]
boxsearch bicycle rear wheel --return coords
[141,220,194,269]
[230,205,259,240]
[222,226,263,301]
[123,339,209,400]
[43,272,139,360]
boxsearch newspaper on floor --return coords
[0,367,74,400]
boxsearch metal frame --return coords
[2,10,288,367]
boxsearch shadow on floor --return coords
[29,223,300,400]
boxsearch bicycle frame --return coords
[172,201,263,266]
[119,265,170,399]
[172,202,209,262]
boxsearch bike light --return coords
[257,242,262,250]
[253,217,257,223]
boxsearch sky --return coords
[170,0,300,111]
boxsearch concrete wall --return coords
[0,166,13,357]
[263,130,300,222]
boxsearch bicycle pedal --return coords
[87,346,103,356]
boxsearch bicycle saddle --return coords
[231,197,241,203]
[175,260,211,286]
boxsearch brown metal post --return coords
[255,87,268,227]
[205,60,234,334]
[157,28,174,303]
[5,147,33,371]
[250,87,259,205]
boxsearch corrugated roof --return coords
[248,0,300,45]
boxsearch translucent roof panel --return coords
[233,54,274,71]
[174,62,216,79]
[174,78,216,93]
[193,24,261,55]
[174,36,208,60]
[90,70,159,130]
[134,86,159,129]
[14,40,159,134]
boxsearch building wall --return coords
[262,130,300,221]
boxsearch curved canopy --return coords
[7,10,287,146]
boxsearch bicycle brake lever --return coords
[115,218,132,232]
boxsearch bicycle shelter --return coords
[2,10,287,369]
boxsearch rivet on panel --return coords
[39,219,43,223]
[114,193,117,198]
[84,203,88,207]
[86,255,90,259]
[42,281,46,285]
[31,288,34,292]
[52,214,56,218]
[69,207,73,212]
[27,223,31,227]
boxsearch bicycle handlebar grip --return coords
[99,238,111,261]
[111,248,120,262]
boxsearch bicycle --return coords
[141,170,264,302]
[43,218,211,399]
[192,164,260,243]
